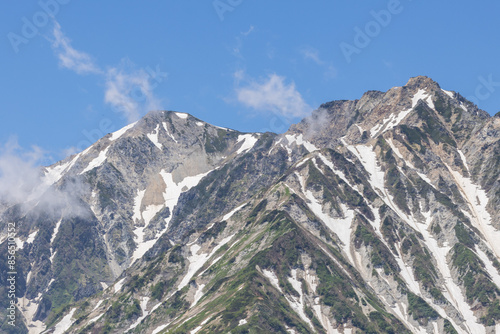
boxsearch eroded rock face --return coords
[3,76,500,334]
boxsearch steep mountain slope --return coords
[1,76,499,333]
[0,111,263,333]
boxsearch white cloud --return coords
[105,63,162,123]
[233,69,245,85]
[236,73,312,119]
[242,25,254,36]
[300,46,337,79]
[231,25,255,59]
[0,138,45,205]
[51,22,101,75]
[48,21,165,123]
[0,137,90,217]
[300,46,324,65]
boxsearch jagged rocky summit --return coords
[2,76,500,333]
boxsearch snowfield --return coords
[80,147,110,174]
[236,134,259,154]
[109,121,138,141]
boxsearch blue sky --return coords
[1,1,500,165]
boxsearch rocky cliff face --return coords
[2,76,500,333]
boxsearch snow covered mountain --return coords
[2,76,500,333]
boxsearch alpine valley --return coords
[2,76,500,334]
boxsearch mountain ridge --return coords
[2,76,500,333]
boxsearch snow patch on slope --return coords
[147,124,163,150]
[162,122,178,143]
[419,211,481,334]
[26,230,37,244]
[88,313,104,325]
[189,317,210,334]
[442,89,454,98]
[131,169,215,263]
[142,204,164,226]
[80,147,110,174]
[343,144,385,194]
[130,187,166,262]
[51,219,62,245]
[286,134,318,152]
[191,284,206,308]
[14,238,24,250]
[175,112,188,119]
[304,270,318,294]
[53,308,76,334]
[458,149,470,173]
[412,89,431,108]
[125,296,150,332]
[132,190,146,224]
[222,203,246,221]
[14,230,38,249]
[49,251,57,263]
[312,303,339,334]
[296,157,311,168]
[305,190,355,264]
[475,246,500,289]
[191,327,202,334]
[110,121,137,141]
[114,277,126,293]
[370,89,433,138]
[263,269,315,332]
[161,170,213,219]
[417,171,435,189]
[236,134,259,154]
[287,269,315,331]
[446,164,499,259]
[178,234,235,290]
[316,154,361,193]
[92,300,104,312]
[342,142,472,332]
[152,324,169,334]
[371,107,414,138]
[386,138,416,169]
[44,153,80,186]
[130,190,163,261]
[262,269,281,292]
[18,295,45,334]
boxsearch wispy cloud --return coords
[242,25,254,36]
[51,21,101,75]
[0,137,90,217]
[231,25,255,59]
[235,73,312,119]
[299,46,337,79]
[300,47,324,65]
[105,62,162,123]
[0,138,45,205]
[48,21,165,123]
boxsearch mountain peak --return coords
[404,75,441,90]
[7,77,500,334]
